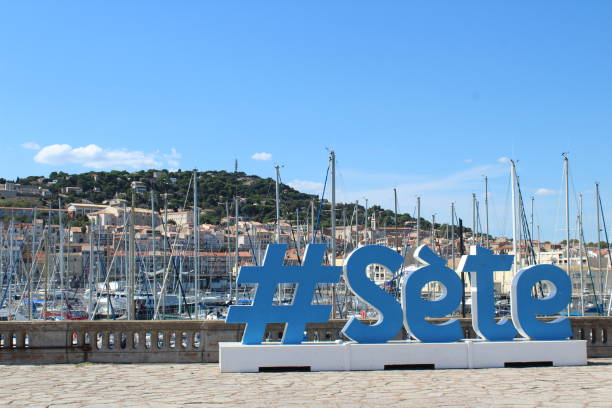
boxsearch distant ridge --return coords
[2,169,436,230]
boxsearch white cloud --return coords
[535,188,556,196]
[251,152,272,161]
[497,156,511,164]
[163,147,182,169]
[21,142,41,150]
[32,144,180,170]
[333,159,510,225]
[288,179,324,193]
[464,158,473,163]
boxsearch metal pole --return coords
[596,183,603,298]
[431,214,436,253]
[472,193,476,246]
[579,193,585,316]
[296,208,301,253]
[151,190,156,318]
[128,191,135,320]
[364,198,368,245]
[59,198,65,319]
[354,200,359,247]
[451,203,455,270]
[88,226,94,318]
[275,165,281,244]
[341,207,347,250]
[225,201,231,298]
[28,212,35,321]
[234,197,239,300]
[459,218,466,317]
[394,189,398,250]
[510,160,518,275]
[416,197,421,248]
[330,151,337,318]
[162,192,168,319]
[537,225,541,264]
[193,169,200,318]
[484,176,489,248]
[565,157,571,269]
[531,196,535,247]
[564,156,571,315]
[194,172,201,306]
[310,199,314,243]
[43,230,49,320]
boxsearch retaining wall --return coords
[0,317,610,364]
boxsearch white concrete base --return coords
[219,340,587,372]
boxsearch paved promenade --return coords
[1,359,611,407]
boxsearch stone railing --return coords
[0,317,610,364]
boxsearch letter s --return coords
[341,245,404,343]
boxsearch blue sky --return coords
[1,1,612,241]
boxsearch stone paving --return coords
[0,359,611,407]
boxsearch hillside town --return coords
[1,167,610,322]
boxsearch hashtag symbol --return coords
[226,243,341,345]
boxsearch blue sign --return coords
[457,246,518,341]
[226,244,572,344]
[401,245,464,343]
[342,245,404,343]
[226,244,341,345]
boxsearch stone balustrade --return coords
[0,317,610,364]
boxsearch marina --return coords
[1,154,611,323]
[2,2,612,406]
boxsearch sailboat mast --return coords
[431,214,436,254]
[162,192,168,319]
[579,193,585,316]
[43,228,49,319]
[27,220,33,321]
[275,165,281,244]
[234,196,239,300]
[595,183,603,297]
[564,156,571,276]
[416,196,421,248]
[341,207,346,250]
[354,200,359,247]
[330,150,337,319]
[151,190,156,317]
[564,155,571,315]
[225,201,231,298]
[484,176,489,248]
[88,225,94,318]
[394,189,398,250]
[310,199,314,243]
[364,198,368,245]
[451,203,455,270]
[510,160,518,275]
[128,191,136,320]
[472,193,477,246]
[193,169,200,318]
[59,198,65,318]
[296,208,301,253]
[531,196,535,249]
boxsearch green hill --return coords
[9,169,443,231]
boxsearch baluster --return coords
[183,331,192,349]
[163,331,170,349]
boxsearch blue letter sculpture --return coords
[458,246,517,341]
[341,245,404,343]
[510,264,572,340]
[401,245,463,342]
[226,244,341,344]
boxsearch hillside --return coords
[4,169,438,230]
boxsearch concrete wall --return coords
[0,317,610,364]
